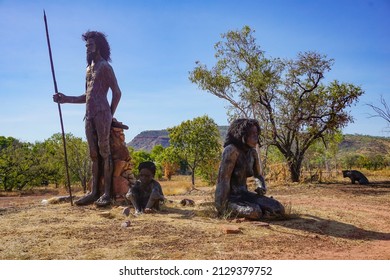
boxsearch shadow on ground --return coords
[273,214,390,240]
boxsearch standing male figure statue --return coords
[53,31,122,206]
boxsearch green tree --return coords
[45,133,91,189]
[149,144,165,179]
[36,137,64,187]
[196,157,220,186]
[366,154,386,170]
[0,136,16,149]
[0,137,34,191]
[30,141,61,187]
[342,154,360,169]
[168,115,222,188]
[0,137,17,190]
[66,136,91,191]
[0,134,91,191]
[155,146,181,180]
[130,149,152,177]
[303,131,343,173]
[190,26,364,182]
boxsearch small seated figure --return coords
[126,161,164,214]
[215,119,285,220]
[342,170,369,185]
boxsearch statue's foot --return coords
[257,196,285,217]
[74,193,99,206]
[94,194,112,207]
[125,191,131,201]
[255,187,266,196]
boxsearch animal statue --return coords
[342,170,369,185]
[180,199,195,206]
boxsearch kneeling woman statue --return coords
[215,119,285,220]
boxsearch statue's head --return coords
[82,31,111,62]
[138,161,156,185]
[138,161,156,175]
[342,170,350,177]
[224,118,261,149]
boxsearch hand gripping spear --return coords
[44,10,73,206]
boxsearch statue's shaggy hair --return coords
[224,118,261,148]
[82,31,111,62]
[138,161,156,176]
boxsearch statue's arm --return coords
[153,180,165,199]
[215,145,238,214]
[252,149,267,194]
[106,65,121,116]
[53,92,86,104]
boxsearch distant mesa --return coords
[127,126,228,152]
[128,129,390,156]
[127,130,170,151]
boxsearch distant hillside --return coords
[128,130,170,151]
[128,126,228,151]
[338,134,390,157]
[128,129,390,155]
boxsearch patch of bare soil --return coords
[0,181,389,260]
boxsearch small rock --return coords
[251,221,270,227]
[42,196,73,205]
[221,225,241,234]
[122,207,130,217]
[98,211,113,218]
[121,220,131,228]
[232,218,246,223]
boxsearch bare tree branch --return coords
[367,95,390,124]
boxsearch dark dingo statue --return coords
[342,170,369,185]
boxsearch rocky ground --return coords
[0,180,389,260]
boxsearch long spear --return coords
[44,10,73,206]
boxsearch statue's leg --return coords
[94,153,112,206]
[145,189,164,211]
[255,196,285,216]
[239,190,285,217]
[227,201,262,220]
[126,187,142,214]
[94,113,113,207]
[94,159,113,206]
[75,121,100,206]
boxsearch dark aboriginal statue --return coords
[126,161,165,215]
[215,119,285,220]
[53,31,123,206]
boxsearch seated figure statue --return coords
[215,119,285,220]
[126,161,164,214]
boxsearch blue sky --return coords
[0,0,389,143]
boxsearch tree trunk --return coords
[191,172,195,189]
[4,177,10,191]
[81,177,87,193]
[288,160,302,182]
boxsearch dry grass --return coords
[160,175,194,195]
[0,174,389,260]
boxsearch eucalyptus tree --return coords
[0,137,34,190]
[168,116,222,187]
[190,26,364,182]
